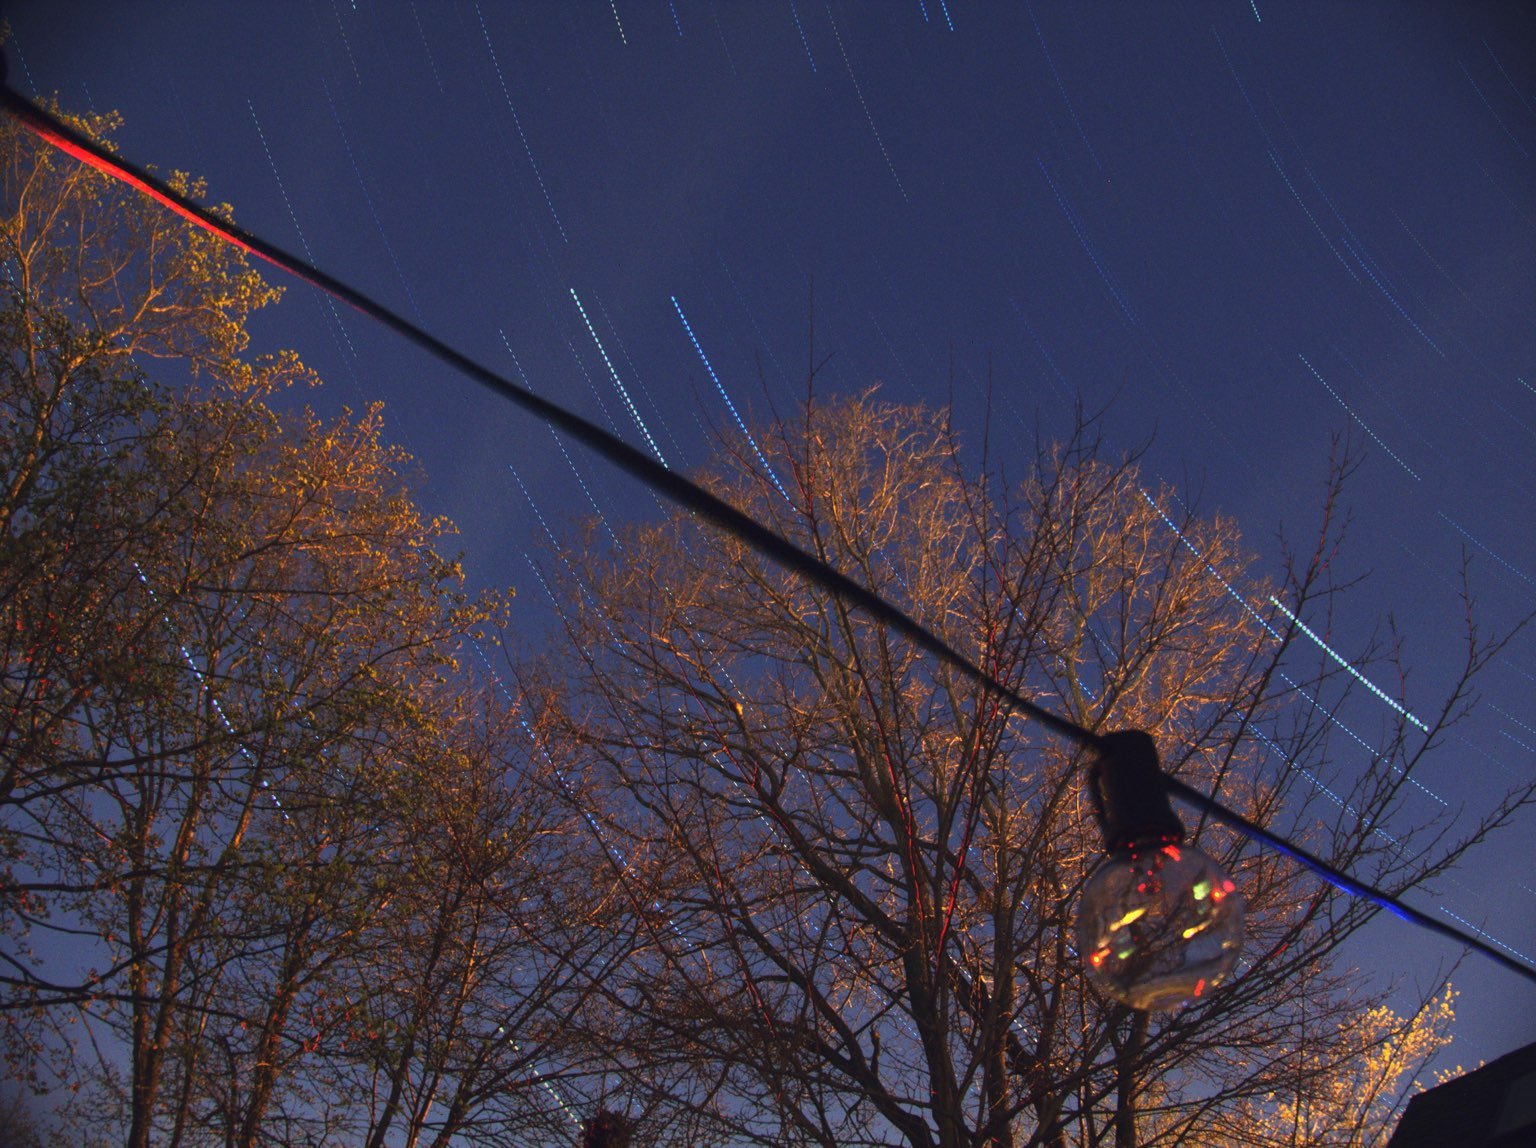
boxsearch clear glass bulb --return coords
[1077,842,1244,1010]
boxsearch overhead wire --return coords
[5,81,1533,989]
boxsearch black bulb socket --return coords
[1088,730,1186,856]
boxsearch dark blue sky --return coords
[11,0,1533,1073]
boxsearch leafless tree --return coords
[524,392,1528,1147]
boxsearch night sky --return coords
[9,0,1533,1077]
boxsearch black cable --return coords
[0,86,1092,754]
[6,84,1533,989]
[1163,777,1536,984]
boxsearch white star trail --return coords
[1267,596,1431,732]
[825,0,909,203]
[571,288,669,467]
[672,295,790,502]
[1298,354,1421,481]
[477,2,569,243]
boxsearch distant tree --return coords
[0,1086,47,1148]
[1,108,621,1147]
[526,392,1527,1147]
[1221,984,1456,1147]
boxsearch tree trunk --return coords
[1113,1012,1148,1148]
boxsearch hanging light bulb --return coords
[1076,731,1244,1010]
